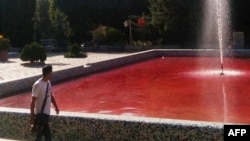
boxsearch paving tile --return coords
[0,52,130,84]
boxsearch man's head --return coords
[42,65,52,80]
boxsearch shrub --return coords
[0,38,10,51]
[105,27,123,45]
[19,42,47,63]
[64,52,87,58]
[70,43,81,55]
[64,43,87,58]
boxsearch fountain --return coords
[1,1,248,140]
[201,0,231,75]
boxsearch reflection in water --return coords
[184,68,246,123]
[222,84,228,123]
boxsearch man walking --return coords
[30,64,59,141]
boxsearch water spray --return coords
[220,64,224,75]
[216,0,224,76]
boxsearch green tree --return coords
[147,0,169,31]
[33,0,71,49]
[33,0,51,39]
[49,0,71,48]
[147,0,202,45]
[0,38,10,51]
[105,27,123,45]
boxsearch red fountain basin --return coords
[0,56,250,124]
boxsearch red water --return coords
[1,57,250,124]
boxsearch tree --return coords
[33,0,71,49]
[147,0,202,45]
[2,0,250,47]
[33,0,51,39]
[147,0,168,31]
[105,27,123,45]
[49,0,71,48]
[57,0,149,43]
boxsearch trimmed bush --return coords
[70,43,81,55]
[19,42,47,63]
[0,38,11,51]
[64,43,87,58]
[64,52,87,58]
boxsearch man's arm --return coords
[30,96,37,125]
[51,95,59,114]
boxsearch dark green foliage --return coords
[49,0,72,48]
[33,0,50,39]
[0,38,11,51]
[70,43,80,55]
[1,0,250,47]
[147,0,203,45]
[19,42,47,63]
[106,27,124,45]
[33,0,71,49]
[64,43,87,58]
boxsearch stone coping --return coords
[0,107,224,141]
[0,107,224,127]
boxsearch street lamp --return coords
[124,18,132,45]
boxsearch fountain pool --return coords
[0,55,250,124]
[0,49,250,141]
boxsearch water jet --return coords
[201,0,231,75]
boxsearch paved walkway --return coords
[0,52,131,83]
[0,139,21,141]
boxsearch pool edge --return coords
[0,107,224,141]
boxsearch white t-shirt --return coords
[32,78,52,115]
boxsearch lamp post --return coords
[127,15,137,45]
[124,18,132,45]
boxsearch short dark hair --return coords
[42,65,52,76]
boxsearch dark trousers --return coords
[35,123,51,141]
[34,114,51,141]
